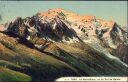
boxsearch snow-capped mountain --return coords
[0,8,127,82]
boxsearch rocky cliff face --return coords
[0,8,127,82]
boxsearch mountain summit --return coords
[6,8,127,48]
[0,8,128,82]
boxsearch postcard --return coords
[0,1,127,82]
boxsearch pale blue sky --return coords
[0,1,127,26]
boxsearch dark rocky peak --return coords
[5,13,78,42]
[116,43,128,64]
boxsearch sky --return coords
[0,1,127,26]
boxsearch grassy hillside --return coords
[0,32,80,81]
[0,66,31,82]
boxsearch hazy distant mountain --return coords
[0,8,127,82]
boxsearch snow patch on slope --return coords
[84,39,128,68]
